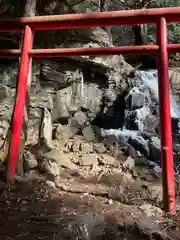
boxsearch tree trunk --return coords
[132,24,151,68]
[16,0,36,176]
[132,24,147,45]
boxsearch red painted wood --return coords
[7,25,33,181]
[1,43,180,59]
[0,7,180,31]
[157,17,176,215]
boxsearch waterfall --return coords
[101,128,140,143]
[99,69,180,166]
[136,70,180,119]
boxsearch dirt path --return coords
[0,176,180,240]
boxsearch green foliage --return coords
[151,0,180,8]
[148,0,180,43]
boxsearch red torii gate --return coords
[1,7,180,215]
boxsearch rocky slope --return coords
[0,25,134,166]
[3,120,179,240]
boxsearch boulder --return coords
[148,137,161,164]
[68,111,88,135]
[43,149,78,170]
[23,151,38,172]
[79,154,99,166]
[93,143,106,154]
[82,125,97,142]
[55,124,74,142]
[98,154,118,166]
[134,156,149,166]
[128,136,150,158]
[69,140,93,154]
[39,159,60,177]
[71,140,83,153]
[80,142,94,154]
[124,144,137,158]
[123,156,135,169]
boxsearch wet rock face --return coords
[100,69,180,170]
[2,35,180,181]
[0,37,134,177]
[128,136,149,158]
[126,87,148,110]
[124,85,153,132]
[0,52,133,151]
[148,137,161,164]
[172,117,180,134]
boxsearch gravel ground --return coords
[0,174,180,240]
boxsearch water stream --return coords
[101,70,180,163]
[137,70,180,119]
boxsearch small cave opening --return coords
[91,91,128,130]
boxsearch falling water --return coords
[101,69,180,142]
[100,70,180,167]
[101,128,140,142]
[136,70,180,119]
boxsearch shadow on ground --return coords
[0,177,180,240]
